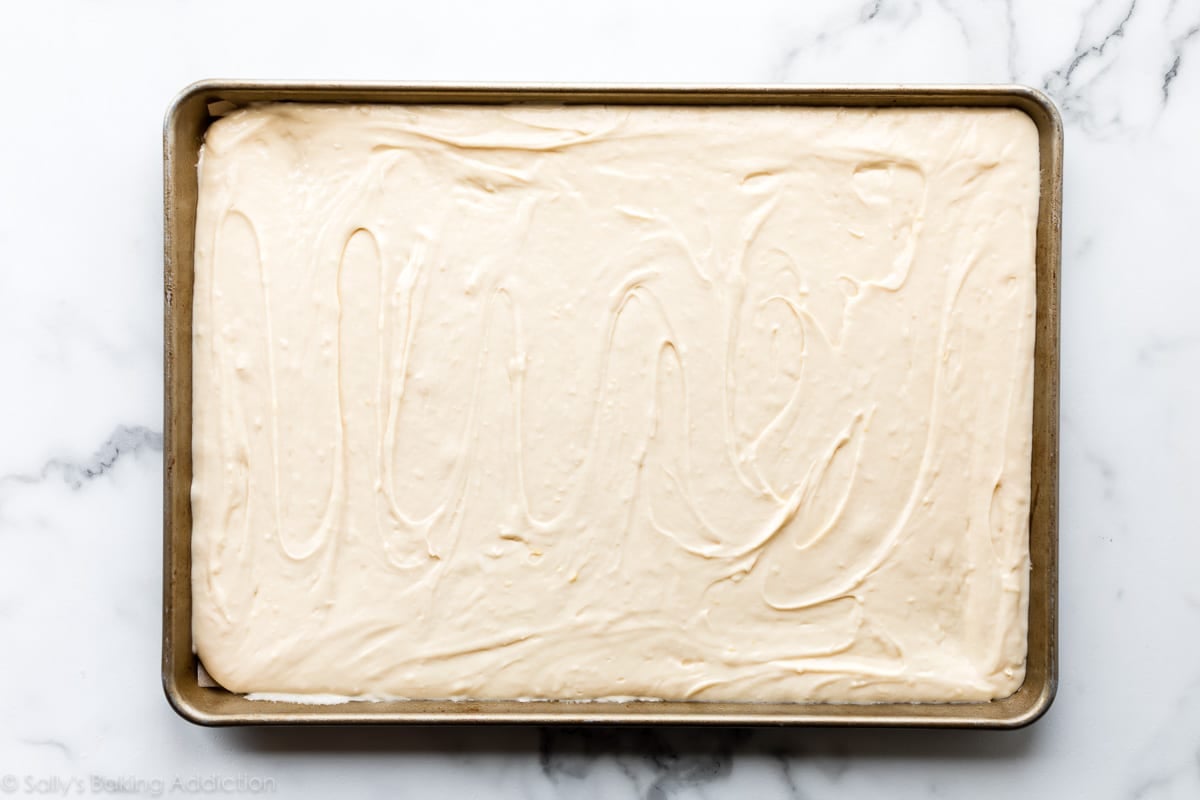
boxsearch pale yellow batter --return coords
[191,103,1039,703]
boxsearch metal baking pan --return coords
[163,81,1060,727]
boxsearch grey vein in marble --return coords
[20,738,73,760]
[1164,1,1200,99]
[538,729,748,799]
[0,424,162,492]
[1043,0,1139,121]
[769,0,916,81]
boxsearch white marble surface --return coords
[1,0,1198,797]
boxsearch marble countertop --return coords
[2,0,1198,797]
